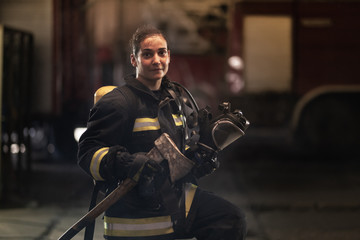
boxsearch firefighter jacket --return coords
[78,74,199,239]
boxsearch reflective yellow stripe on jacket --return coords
[133,117,160,132]
[172,114,183,127]
[104,215,174,237]
[90,147,109,181]
[132,115,183,132]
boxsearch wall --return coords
[0,0,52,115]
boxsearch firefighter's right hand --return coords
[115,152,163,183]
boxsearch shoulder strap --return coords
[170,81,199,111]
[167,82,200,152]
[118,84,137,109]
[83,181,103,240]
[117,84,138,134]
[167,85,189,143]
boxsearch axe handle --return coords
[58,147,162,240]
[58,133,176,240]
[58,178,137,240]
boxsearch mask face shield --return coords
[211,119,245,150]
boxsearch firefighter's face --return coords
[131,35,170,90]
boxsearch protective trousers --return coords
[175,187,247,240]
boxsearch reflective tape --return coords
[185,183,198,218]
[104,215,174,237]
[133,117,160,132]
[172,114,184,127]
[90,147,109,181]
[132,115,183,132]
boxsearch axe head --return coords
[147,133,194,183]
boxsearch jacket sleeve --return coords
[77,89,131,182]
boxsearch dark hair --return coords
[129,25,169,56]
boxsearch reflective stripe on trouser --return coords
[104,183,198,238]
[184,183,197,218]
[104,215,173,237]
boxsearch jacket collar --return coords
[124,74,172,101]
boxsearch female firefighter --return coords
[78,25,247,240]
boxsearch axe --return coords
[58,133,194,240]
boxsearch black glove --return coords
[190,143,219,178]
[138,159,165,197]
[114,152,162,181]
[112,151,143,181]
[116,151,166,197]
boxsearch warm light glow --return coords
[226,72,245,93]
[20,143,26,153]
[228,56,244,70]
[10,144,19,154]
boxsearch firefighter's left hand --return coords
[138,158,167,197]
[191,143,219,178]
